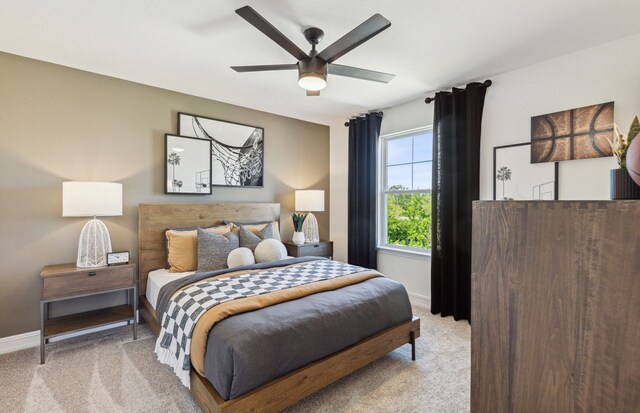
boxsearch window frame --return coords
[377,126,433,255]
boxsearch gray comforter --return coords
[156,257,413,400]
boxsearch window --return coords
[379,128,433,252]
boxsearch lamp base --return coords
[301,212,320,243]
[77,218,112,267]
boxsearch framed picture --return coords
[493,142,559,200]
[178,112,264,187]
[165,134,212,194]
[531,101,614,163]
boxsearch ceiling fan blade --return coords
[317,14,391,64]
[329,64,395,83]
[306,90,320,96]
[231,64,298,72]
[236,6,308,61]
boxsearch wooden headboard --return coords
[137,202,280,296]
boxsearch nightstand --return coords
[39,262,137,364]
[283,240,333,259]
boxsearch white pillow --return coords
[254,239,287,263]
[227,247,255,268]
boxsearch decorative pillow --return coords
[224,220,281,241]
[254,239,288,263]
[238,223,273,252]
[227,247,255,268]
[197,228,240,272]
[166,224,234,273]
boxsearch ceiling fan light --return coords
[298,72,327,91]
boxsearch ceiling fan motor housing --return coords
[298,56,328,90]
[299,57,328,78]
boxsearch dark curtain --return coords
[431,82,488,321]
[348,113,383,269]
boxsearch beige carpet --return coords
[0,305,470,413]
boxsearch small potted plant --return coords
[609,115,640,199]
[291,213,306,245]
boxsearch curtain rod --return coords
[344,111,383,127]
[424,79,492,104]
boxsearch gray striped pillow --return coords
[197,228,240,271]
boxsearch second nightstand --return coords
[40,262,137,364]
[283,240,333,259]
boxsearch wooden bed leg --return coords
[410,330,416,361]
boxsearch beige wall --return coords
[0,52,330,338]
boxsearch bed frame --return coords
[138,202,421,413]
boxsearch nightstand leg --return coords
[40,301,45,364]
[132,286,138,340]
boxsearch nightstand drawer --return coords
[283,241,333,258]
[42,266,134,299]
[294,242,332,257]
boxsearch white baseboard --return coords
[0,321,131,355]
[408,292,431,309]
[0,330,40,355]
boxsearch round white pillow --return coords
[227,247,255,268]
[254,239,287,263]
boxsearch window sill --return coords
[377,245,431,261]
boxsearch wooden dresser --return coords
[471,201,640,413]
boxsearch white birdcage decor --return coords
[295,190,325,243]
[63,182,123,267]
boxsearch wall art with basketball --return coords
[530,102,614,163]
[178,112,264,187]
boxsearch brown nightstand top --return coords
[41,261,135,278]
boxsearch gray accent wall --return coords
[0,52,330,338]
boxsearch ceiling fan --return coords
[231,6,395,96]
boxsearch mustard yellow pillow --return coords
[166,224,234,272]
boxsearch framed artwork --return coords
[178,112,264,187]
[165,134,212,195]
[493,142,559,200]
[531,101,614,163]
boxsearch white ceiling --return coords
[2,0,640,125]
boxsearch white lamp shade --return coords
[63,181,123,217]
[295,190,325,212]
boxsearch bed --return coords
[138,202,420,413]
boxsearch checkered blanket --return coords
[154,260,365,387]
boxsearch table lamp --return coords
[295,189,324,243]
[63,181,123,267]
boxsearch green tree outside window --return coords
[386,185,431,250]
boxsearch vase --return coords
[292,231,305,245]
[610,168,640,199]
[627,136,640,187]
[301,212,320,243]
